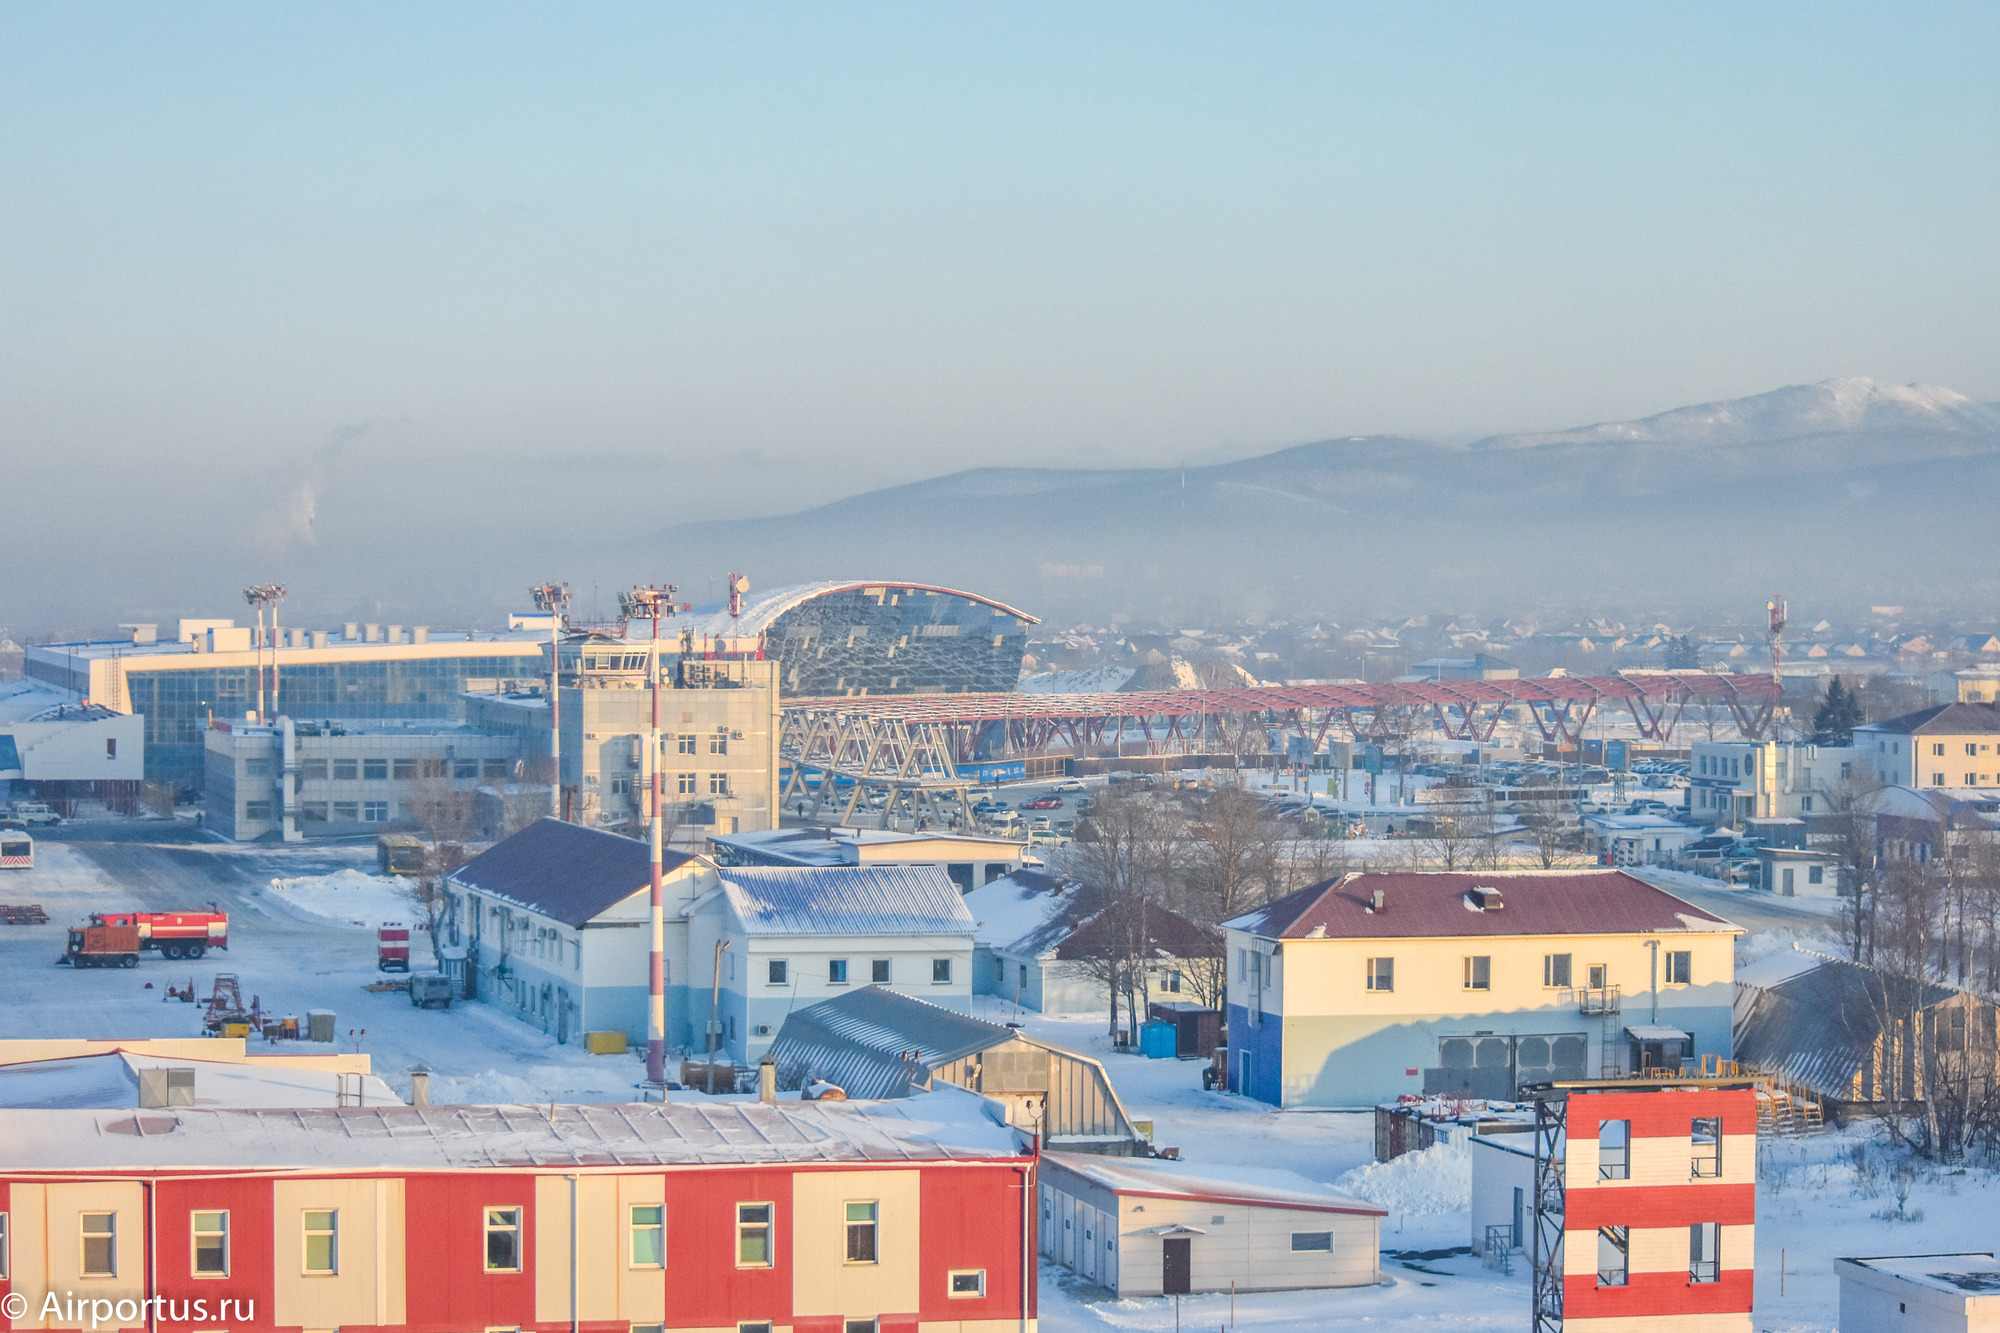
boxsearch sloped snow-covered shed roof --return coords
[1040,1152,1385,1216]
[449,818,697,928]
[766,986,1012,1100]
[715,865,976,937]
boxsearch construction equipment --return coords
[89,910,228,959]
[377,925,411,972]
[59,923,140,968]
[0,904,49,924]
[201,975,264,1033]
[164,978,198,1003]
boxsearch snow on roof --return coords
[1858,702,2000,736]
[0,1051,401,1110]
[964,872,1079,951]
[1040,1151,1386,1217]
[1839,1254,2000,1297]
[0,1087,1026,1173]
[449,819,697,928]
[715,865,976,937]
[1223,870,1738,941]
[714,826,1026,868]
[766,987,1013,1099]
[1016,667,1138,694]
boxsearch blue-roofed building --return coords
[688,864,978,1065]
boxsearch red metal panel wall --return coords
[1564,1270,1753,1318]
[1563,1089,1758,1141]
[918,1164,1032,1325]
[401,1173,538,1333]
[153,1177,277,1333]
[661,1167,795,1331]
[1565,1183,1755,1230]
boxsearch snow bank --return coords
[1334,1141,1471,1215]
[264,869,418,930]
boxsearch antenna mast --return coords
[621,583,689,1095]
[529,582,571,819]
[1767,594,1787,688]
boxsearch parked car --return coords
[1055,778,1087,792]
[8,802,61,827]
[1029,816,1053,832]
[1024,796,1063,810]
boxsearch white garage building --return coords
[1838,1253,2000,1331]
[1038,1151,1384,1297]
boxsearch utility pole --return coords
[530,583,571,819]
[620,583,687,1093]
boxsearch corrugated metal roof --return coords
[1041,1152,1387,1216]
[718,865,976,937]
[1222,869,1738,940]
[449,819,696,929]
[766,987,1012,1099]
[1733,955,1960,1101]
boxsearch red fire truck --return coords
[377,925,411,972]
[89,910,229,960]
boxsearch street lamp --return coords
[621,583,688,1092]
[528,582,571,820]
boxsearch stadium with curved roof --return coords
[682,581,1038,697]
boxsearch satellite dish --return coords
[733,575,751,594]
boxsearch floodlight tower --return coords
[529,582,571,819]
[621,583,688,1093]
[242,584,286,719]
[1767,595,1787,688]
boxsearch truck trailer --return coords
[89,910,229,959]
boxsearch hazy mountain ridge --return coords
[645,377,2000,621]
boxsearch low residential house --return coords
[1734,950,2000,1124]
[1220,870,1741,1108]
[1837,1254,2000,1332]
[765,985,1147,1153]
[442,817,718,1047]
[967,871,1222,1017]
[712,825,1031,891]
[1863,785,2000,864]
[1857,702,2000,790]
[1038,1153,1384,1297]
[1581,813,1703,866]
[687,865,976,1065]
[1755,844,1844,897]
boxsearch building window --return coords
[81,1212,116,1277]
[300,802,328,822]
[1543,954,1572,988]
[422,757,447,778]
[710,735,729,755]
[364,758,389,780]
[393,759,416,779]
[363,801,389,822]
[1810,865,1825,885]
[1690,1221,1720,1283]
[0,1211,8,1280]
[677,735,697,754]
[1290,1231,1333,1252]
[1666,950,1692,985]
[630,1205,664,1268]
[736,1203,772,1267]
[932,958,952,984]
[191,1211,228,1276]
[332,801,359,820]
[1934,743,1947,757]
[484,760,509,781]
[303,1210,337,1274]
[301,759,328,780]
[1463,956,1491,991]
[829,959,848,984]
[1599,1121,1630,1180]
[677,773,697,794]
[453,759,478,780]
[244,757,271,777]
[872,959,891,983]
[1933,773,1947,786]
[768,959,788,985]
[948,1268,987,1297]
[709,773,729,796]
[844,1201,878,1264]
[1970,774,1981,787]
[737,1325,773,1333]
[1587,964,1608,989]
[1365,957,1393,991]
[845,1323,877,1333]
[1596,1226,1628,1287]
[484,1207,522,1272]
[1691,1118,1721,1177]
[244,801,272,821]
[333,759,359,780]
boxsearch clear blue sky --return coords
[2,4,1996,622]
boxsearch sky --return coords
[3,3,1998,631]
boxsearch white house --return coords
[443,817,718,1047]
[1038,1152,1384,1296]
[1689,739,1861,826]
[687,864,977,1064]
[1580,813,1703,866]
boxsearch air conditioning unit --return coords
[753,1024,773,1037]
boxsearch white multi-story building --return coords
[1688,740,1861,826]
[1856,703,2000,791]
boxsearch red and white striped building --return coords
[0,1090,1036,1333]
[1556,1084,1756,1332]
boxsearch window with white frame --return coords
[1365,957,1393,992]
[1290,1231,1333,1252]
[191,1210,228,1276]
[1463,956,1491,990]
[1543,954,1571,988]
[81,1212,116,1277]
[844,1201,878,1264]
[948,1269,987,1297]
[736,1203,772,1267]
[302,1210,337,1274]
[1666,950,1692,985]
[629,1205,664,1268]
[484,1207,523,1272]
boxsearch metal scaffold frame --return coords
[779,710,977,827]
[1531,1093,1567,1333]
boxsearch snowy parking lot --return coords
[5,820,1998,1331]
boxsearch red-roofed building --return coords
[1220,870,1742,1107]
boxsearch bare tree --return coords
[1059,789,1187,1039]
[1181,787,1283,925]
[1410,804,1497,871]
[402,769,481,947]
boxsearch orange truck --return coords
[61,923,140,968]
[89,911,228,960]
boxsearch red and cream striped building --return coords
[0,1090,1036,1333]
[1558,1084,1755,1332]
